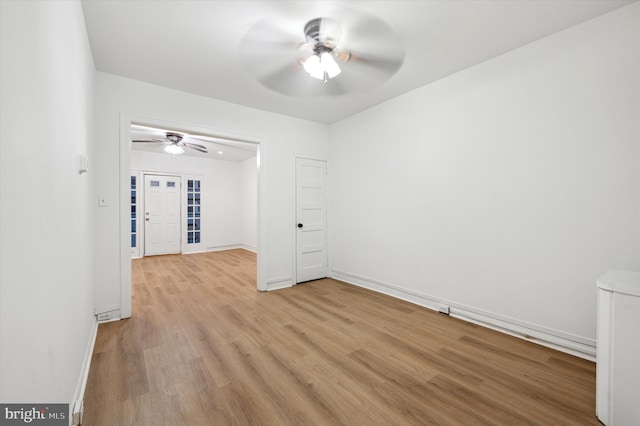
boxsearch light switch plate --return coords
[98,195,107,207]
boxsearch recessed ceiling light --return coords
[218,151,224,155]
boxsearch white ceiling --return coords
[82,0,635,124]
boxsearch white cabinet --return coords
[596,270,640,426]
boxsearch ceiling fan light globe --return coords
[320,52,341,78]
[164,144,185,155]
[303,54,324,79]
[303,53,341,80]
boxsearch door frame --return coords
[119,113,267,318]
[292,154,329,285]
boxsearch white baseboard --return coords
[239,244,257,253]
[150,245,257,256]
[330,269,596,361]
[71,318,99,425]
[266,276,293,291]
[205,244,243,252]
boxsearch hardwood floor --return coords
[83,249,599,425]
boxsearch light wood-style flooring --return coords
[83,249,599,425]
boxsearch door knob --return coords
[297,223,303,228]
[145,218,150,221]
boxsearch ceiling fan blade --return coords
[336,11,404,84]
[240,17,312,94]
[192,134,257,150]
[183,142,208,153]
[186,135,216,144]
[345,51,404,74]
[239,18,302,56]
[339,10,402,51]
[185,143,207,151]
[131,124,168,136]
[186,135,255,152]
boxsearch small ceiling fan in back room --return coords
[239,8,405,97]
[131,124,209,155]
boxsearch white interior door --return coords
[296,158,328,283]
[144,174,181,256]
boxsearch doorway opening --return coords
[119,115,266,318]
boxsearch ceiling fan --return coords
[132,125,208,155]
[239,8,405,97]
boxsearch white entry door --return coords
[144,175,181,256]
[296,158,328,283]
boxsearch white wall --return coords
[329,3,640,357]
[131,150,257,253]
[94,73,329,313]
[240,157,258,251]
[0,0,96,406]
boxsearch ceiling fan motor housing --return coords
[304,18,339,53]
[166,132,184,143]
